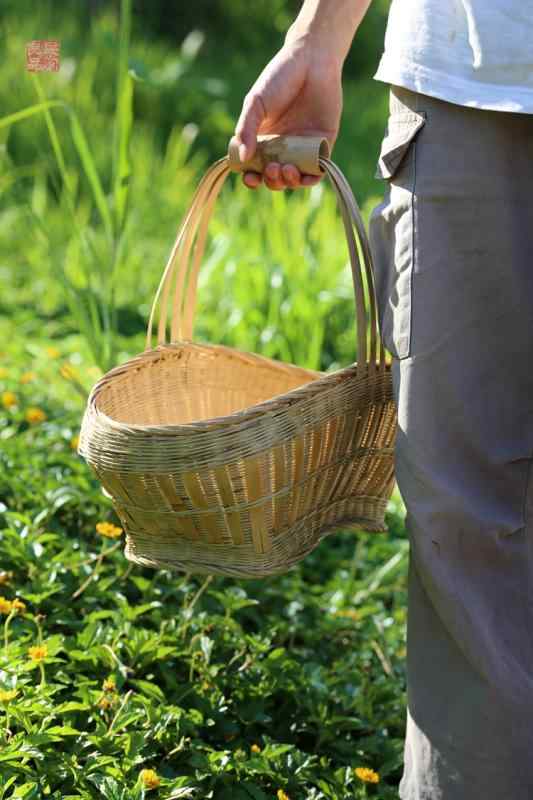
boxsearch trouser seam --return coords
[409,92,419,359]
[522,456,533,530]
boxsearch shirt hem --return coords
[373,56,533,114]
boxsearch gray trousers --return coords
[368,85,533,798]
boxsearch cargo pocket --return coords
[369,110,426,360]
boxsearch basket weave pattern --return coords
[79,137,397,578]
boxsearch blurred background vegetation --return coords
[0,0,391,381]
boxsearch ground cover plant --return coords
[0,365,407,798]
[0,1,410,797]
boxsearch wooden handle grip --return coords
[228,134,330,176]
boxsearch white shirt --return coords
[373,0,533,113]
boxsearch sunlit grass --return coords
[0,1,406,796]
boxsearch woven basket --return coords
[78,134,397,579]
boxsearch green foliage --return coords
[0,0,210,372]
[0,1,408,796]
[0,0,391,369]
[0,363,407,796]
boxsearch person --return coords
[233,1,533,798]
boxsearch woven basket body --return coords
[79,136,397,578]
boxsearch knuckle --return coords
[244,91,258,107]
[265,163,280,178]
[244,91,266,115]
[282,166,299,186]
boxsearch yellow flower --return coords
[45,346,60,358]
[1,391,17,409]
[28,644,48,662]
[60,363,78,381]
[97,695,113,710]
[0,689,18,703]
[96,522,123,539]
[20,371,36,384]
[70,435,80,450]
[140,769,161,790]
[250,743,261,753]
[277,791,290,800]
[334,609,359,620]
[103,677,116,693]
[0,596,24,615]
[25,407,47,425]
[0,368,8,379]
[354,767,380,784]
[0,597,13,614]
[0,572,13,586]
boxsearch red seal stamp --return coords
[26,40,60,73]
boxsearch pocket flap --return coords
[375,111,426,180]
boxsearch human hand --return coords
[233,38,343,190]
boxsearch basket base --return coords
[122,502,389,579]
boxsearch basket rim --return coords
[85,341,390,436]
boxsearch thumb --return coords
[234,92,267,163]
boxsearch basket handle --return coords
[227,133,329,176]
[146,135,385,374]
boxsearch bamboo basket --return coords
[78,134,397,578]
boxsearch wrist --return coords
[284,0,372,69]
[284,24,345,73]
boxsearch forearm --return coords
[285,0,373,68]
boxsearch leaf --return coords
[112,0,133,232]
[0,777,18,800]
[129,679,165,702]
[87,776,127,800]
[123,730,145,759]
[45,725,82,736]
[11,783,41,800]
[125,602,162,620]
[0,745,44,762]
[53,701,89,713]
[45,485,84,511]
[0,101,65,129]
[67,649,99,663]
[68,111,113,240]
[153,645,177,660]
[263,744,295,759]
[209,587,259,614]
[266,648,285,661]
[109,709,144,732]
[241,783,269,800]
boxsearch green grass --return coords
[0,1,409,796]
[0,0,389,373]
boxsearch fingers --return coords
[301,174,322,187]
[234,92,266,163]
[263,163,285,191]
[243,171,262,189]
[281,164,300,188]
[235,90,322,190]
[241,162,323,190]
